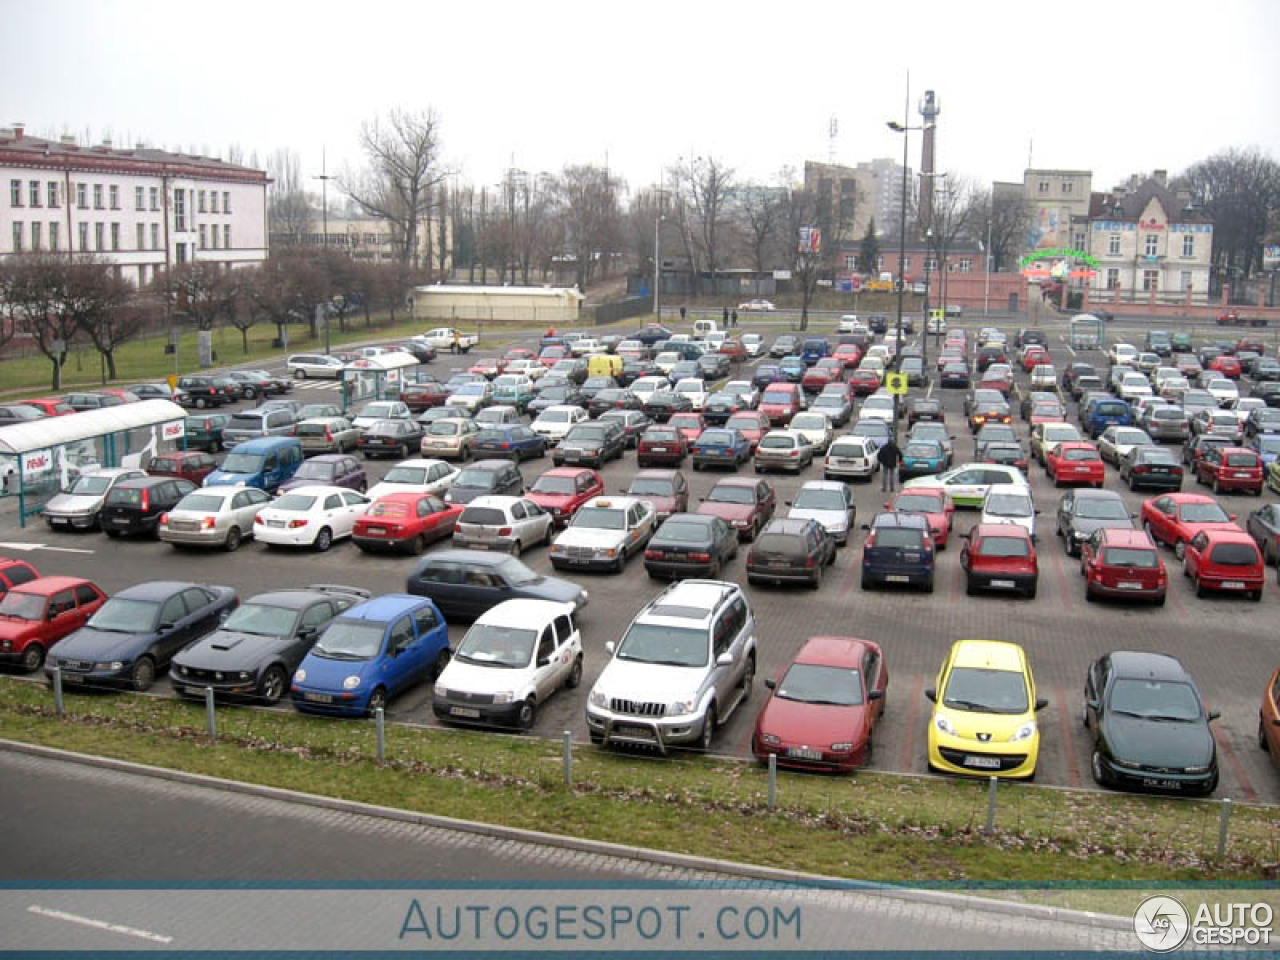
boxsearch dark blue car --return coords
[44,580,239,692]
[291,594,450,717]
[801,338,831,366]
[860,512,935,592]
[691,428,751,471]
[752,365,783,390]
[779,357,807,383]
[472,425,547,462]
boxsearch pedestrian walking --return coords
[680,305,687,321]
[731,309,738,328]
[877,436,902,492]
[723,306,729,325]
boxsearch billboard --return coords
[1264,246,1280,270]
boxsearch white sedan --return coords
[253,485,370,552]
[1204,377,1239,407]
[350,401,411,430]
[859,394,897,423]
[531,406,588,442]
[672,378,708,411]
[365,458,459,501]
[738,299,775,312]
[787,411,835,453]
[740,334,765,358]
[1096,426,1156,466]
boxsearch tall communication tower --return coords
[918,90,941,226]
[828,116,838,163]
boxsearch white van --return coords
[692,318,720,338]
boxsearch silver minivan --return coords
[220,407,299,449]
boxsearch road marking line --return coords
[1054,684,1083,788]
[0,542,95,555]
[900,674,925,773]
[1205,700,1257,803]
[26,905,174,944]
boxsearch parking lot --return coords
[7,315,1279,805]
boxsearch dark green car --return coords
[184,413,233,452]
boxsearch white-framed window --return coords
[94,222,104,250]
[109,185,119,209]
[210,226,219,249]
[1182,234,1194,258]
[1181,270,1192,292]
[1106,268,1120,289]
[110,222,120,251]
[925,256,938,271]
[1062,181,1074,194]
[77,183,87,208]
[1038,181,1049,193]
[47,182,58,207]
[211,191,219,214]
[198,224,207,249]
[175,242,187,264]
[10,179,22,206]
[1142,269,1159,292]
[901,256,910,271]
[223,191,231,214]
[875,255,884,271]
[151,224,159,250]
[1073,233,1085,250]
[49,222,59,251]
[958,258,973,273]
[150,186,159,211]
[29,180,40,207]
[1108,234,1120,256]
[30,222,41,250]
[78,222,88,250]
[198,190,206,213]
[223,224,230,248]
[11,221,22,251]
[93,184,103,209]
[844,255,857,270]
[135,186,144,211]
[1144,234,1158,257]
[136,223,145,250]
[174,189,186,232]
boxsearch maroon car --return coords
[636,425,689,467]
[752,635,888,772]
[277,454,368,494]
[401,381,451,412]
[526,467,604,526]
[623,469,690,523]
[147,451,218,485]
[696,476,776,542]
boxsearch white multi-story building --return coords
[0,124,268,286]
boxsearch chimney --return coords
[59,134,76,146]
[99,138,112,149]
[1152,169,1168,187]
[12,122,23,141]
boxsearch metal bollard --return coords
[52,667,64,717]
[768,754,777,809]
[205,687,216,739]
[562,730,573,786]
[375,707,386,763]
[985,776,998,834]
[1217,797,1232,858]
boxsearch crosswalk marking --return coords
[294,381,345,392]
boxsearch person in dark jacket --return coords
[877,437,902,491]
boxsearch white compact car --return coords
[786,480,856,545]
[787,411,834,453]
[433,599,583,730]
[531,405,588,442]
[824,435,880,481]
[365,458,459,501]
[629,376,671,405]
[253,484,370,552]
[446,382,494,412]
[837,315,860,334]
[1204,377,1239,407]
[549,496,655,573]
[979,483,1038,541]
[859,394,897,423]
[350,401,411,430]
[672,378,708,411]
[452,495,554,555]
[740,334,764,358]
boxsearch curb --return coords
[0,738,1130,933]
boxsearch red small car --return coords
[759,384,805,425]
[848,370,882,396]
[1029,401,1067,425]
[1236,337,1265,355]
[401,381,451,412]
[960,524,1039,598]
[1194,446,1263,495]
[352,493,462,554]
[1140,493,1239,558]
[504,347,536,362]
[887,487,954,549]
[1183,528,1264,600]
[832,343,863,368]
[99,388,141,403]
[623,469,689,521]
[801,367,834,393]
[668,412,706,444]
[468,358,507,378]
[538,346,568,368]
[636,426,689,467]
[526,467,604,526]
[1021,348,1050,371]
[1208,355,1242,379]
[752,635,888,772]
[717,339,747,362]
[0,558,40,598]
[723,411,770,452]
[1080,528,1167,605]
[148,450,219,485]
[0,575,107,672]
[1046,442,1105,487]
[978,373,1013,397]
[696,476,776,541]
[25,398,75,417]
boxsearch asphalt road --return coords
[4,315,1279,806]
[0,749,1135,952]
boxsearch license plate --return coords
[569,557,591,565]
[614,725,654,738]
[1152,467,1169,473]
[768,562,790,569]
[1118,581,1143,590]
[1222,581,1246,589]
[964,755,1001,769]
[990,579,1016,588]
[1235,472,1252,478]
[786,747,823,761]
[367,526,386,535]
[1142,778,1182,790]
[268,519,285,527]
[61,673,85,684]
[651,446,668,453]
[303,693,333,704]
[449,706,481,718]
[50,517,69,526]
[886,574,910,583]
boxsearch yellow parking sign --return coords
[884,372,909,395]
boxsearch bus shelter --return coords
[1069,314,1105,351]
[0,399,187,527]
[340,353,423,413]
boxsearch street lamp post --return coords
[923,229,933,367]
[313,148,334,355]
[653,214,664,321]
[983,217,993,318]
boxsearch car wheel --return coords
[130,656,156,693]
[104,529,120,539]
[20,643,45,673]
[517,697,537,730]
[366,687,388,717]
[691,461,701,472]
[741,653,755,701]
[1090,750,1110,787]
[1261,717,1271,752]
[258,665,287,705]
[408,534,425,555]
[1025,581,1038,599]
[244,388,257,400]
[294,369,307,379]
[314,527,333,552]
[697,704,717,752]
[965,575,978,596]
[1213,476,1222,494]
[1194,572,1207,598]
[923,575,934,594]
[224,527,242,552]
[1251,589,1263,602]
[566,656,583,690]
[509,539,522,558]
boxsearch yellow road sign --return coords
[884,372,909,395]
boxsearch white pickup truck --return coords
[417,327,480,353]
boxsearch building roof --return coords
[1093,178,1212,224]
[0,399,186,456]
[413,285,585,300]
[0,131,266,183]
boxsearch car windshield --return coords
[454,470,499,490]
[455,624,538,669]
[1046,426,1079,440]
[218,453,263,474]
[864,399,893,411]
[615,623,707,667]
[725,416,761,431]
[428,422,460,436]
[895,494,943,513]
[1063,448,1099,462]
[943,667,1029,714]
[707,485,754,504]
[1256,437,1280,453]
[221,603,297,637]
[759,435,794,449]
[658,520,711,543]
[87,597,160,632]
[793,488,846,511]
[294,462,336,481]
[0,592,46,620]
[775,663,863,706]
[270,494,317,512]
[1210,543,1259,566]
[976,536,1030,557]
[456,384,486,396]
[1102,547,1159,568]
[311,620,385,661]
[628,481,673,501]
[382,467,427,485]
[175,493,227,512]
[66,475,111,496]
[986,494,1031,517]
[571,507,625,530]
[567,426,607,442]
[1226,454,1258,467]
[791,415,825,430]
[1073,497,1128,520]
[532,476,577,495]
[698,431,734,445]
[644,430,678,442]
[1180,503,1231,523]
[540,409,572,422]
[904,443,939,458]
[362,404,396,418]
[1110,679,1200,721]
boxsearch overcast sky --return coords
[4,0,1279,200]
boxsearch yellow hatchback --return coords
[926,639,1046,779]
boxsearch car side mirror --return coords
[764,678,776,690]
[298,626,317,640]
[1086,698,1100,713]
[604,640,615,654]
[159,621,177,632]
[925,687,936,702]
[716,652,735,667]
[867,689,884,701]
[860,523,870,531]
[1208,709,1221,722]
[1035,698,1049,711]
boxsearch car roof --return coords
[373,491,434,505]
[873,511,928,529]
[276,484,352,497]
[231,436,300,452]
[760,518,813,535]
[1107,651,1189,682]
[712,477,760,489]
[116,476,177,488]
[1198,527,1255,544]
[1074,488,1125,501]
[117,580,200,600]
[461,459,516,472]
[581,495,643,510]
[1097,528,1156,548]
[794,635,873,667]
[642,580,737,624]
[972,523,1032,539]
[340,593,431,623]
[11,575,95,596]
[951,639,1026,672]
[476,597,575,626]
[244,589,348,610]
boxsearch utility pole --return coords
[313,148,335,355]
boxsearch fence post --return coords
[768,754,777,809]
[984,776,998,834]
[52,667,64,717]
[562,730,573,786]
[204,687,216,740]
[1217,797,1232,858]
[375,707,386,763]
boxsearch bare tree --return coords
[551,164,624,291]
[779,187,825,330]
[156,263,237,332]
[0,255,80,389]
[668,156,735,296]
[341,108,450,267]
[267,147,314,246]
[733,181,785,274]
[975,188,1031,273]
[1179,148,1280,284]
[65,261,139,380]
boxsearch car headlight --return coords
[95,661,124,671]
[760,733,781,746]
[1073,529,1088,540]
[934,714,956,736]
[342,675,361,690]
[175,665,188,677]
[588,689,608,708]
[239,672,251,681]
[1111,757,1141,769]
[492,691,514,704]
[550,544,564,554]
[1184,764,1211,774]
[597,547,616,558]
[433,682,448,697]
[829,742,854,752]
[1009,722,1037,743]
[668,698,697,717]
[294,668,306,683]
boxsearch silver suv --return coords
[220,407,298,449]
[586,580,755,752]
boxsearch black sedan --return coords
[642,513,738,580]
[1245,503,1280,565]
[598,410,651,449]
[358,419,424,459]
[1084,651,1219,795]
[940,362,970,388]
[170,585,368,703]
[528,386,585,415]
[225,370,281,399]
[906,397,944,425]
[703,392,744,426]
[587,389,642,418]
[1119,446,1184,492]
[45,580,239,691]
[405,549,587,621]
[552,421,626,469]
[1056,489,1133,557]
[643,391,693,423]
[746,518,836,589]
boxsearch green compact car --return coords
[183,413,233,452]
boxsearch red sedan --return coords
[538,346,568,367]
[1046,442,1105,487]
[978,373,1013,397]
[1029,401,1067,425]
[0,575,107,672]
[1194,446,1263,495]
[718,340,748,362]
[887,487,954,549]
[752,635,888,772]
[1080,528,1167,605]
[801,366,835,393]
[832,344,862,368]
[1183,528,1264,600]
[526,467,603,526]
[1140,492,1239,559]
[25,398,75,417]
[668,412,706,445]
[504,347,536,362]
[960,524,1039,598]
[1020,347,1050,371]
[847,370,881,396]
[352,493,462,554]
[1208,355,1242,379]
[148,450,218,485]
[468,357,507,378]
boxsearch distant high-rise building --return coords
[803,158,910,244]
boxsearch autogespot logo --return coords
[1133,895,1190,953]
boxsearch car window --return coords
[552,613,574,645]
[388,615,414,653]
[300,602,333,629]
[4,564,37,588]
[49,589,76,616]
[74,584,100,606]
[341,491,365,507]
[160,594,187,626]
[510,501,527,520]
[536,627,555,665]
[325,494,343,510]
[231,491,252,510]
[466,569,497,588]
[180,587,213,614]
[420,562,463,584]
[412,605,438,636]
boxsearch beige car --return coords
[420,417,481,461]
[159,486,273,551]
[294,416,360,455]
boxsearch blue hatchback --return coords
[860,513,935,592]
[898,439,948,480]
[752,365,783,390]
[691,428,751,471]
[801,338,830,366]
[472,425,547,462]
[779,357,807,383]
[291,594,450,717]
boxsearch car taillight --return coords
[201,516,216,530]
[644,549,661,560]
[158,513,168,525]
[140,490,149,511]
[788,449,798,457]
[254,515,264,525]
[1134,465,1150,474]
[689,552,711,563]
[288,519,308,528]
[499,527,512,536]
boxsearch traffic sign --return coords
[884,372,909,395]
